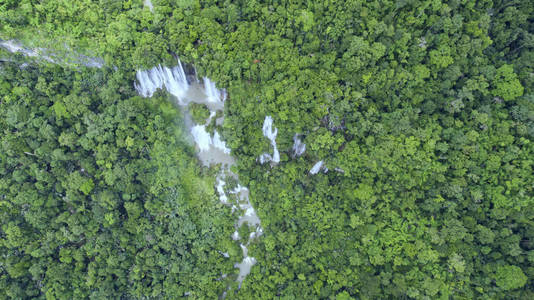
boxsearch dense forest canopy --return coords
[1,0,533,299]
[0,61,245,298]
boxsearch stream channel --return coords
[134,61,263,289]
[1,39,265,291]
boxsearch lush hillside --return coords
[0,62,242,298]
[1,0,533,299]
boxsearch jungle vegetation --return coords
[1,0,533,299]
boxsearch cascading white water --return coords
[292,134,306,156]
[143,0,154,11]
[135,61,261,290]
[310,160,324,174]
[262,116,278,146]
[259,116,280,164]
[212,132,231,154]
[216,177,228,203]
[134,62,189,100]
[190,111,231,157]
[235,250,257,283]
[203,77,223,103]
[190,126,231,155]
[190,125,212,152]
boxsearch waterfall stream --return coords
[134,60,262,289]
[143,0,154,12]
[0,39,104,68]
[2,39,262,292]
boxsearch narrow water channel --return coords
[134,61,263,288]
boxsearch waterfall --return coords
[190,125,212,152]
[235,255,257,283]
[292,134,306,156]
[310,160,324,174]
[134,61,189,100]
[212,132,231,154]
[203,77,223,103]
[135,60,261,290]
[259,116,280,164]
[190,125,231,154]
[216,177,228,203]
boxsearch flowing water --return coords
[134,60,262,289]
[258,116,280,164]
[143,0,154,12]
[292,134,306,157]
[310,160,325,174]
[2,39,263,292]
[0,40,55,63]
[0,40,104,68]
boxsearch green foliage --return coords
[494,265,528,291]
[188,102,210,124]
[491,64,524,101]
[0,63,239,298]
[2,0,534,299]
